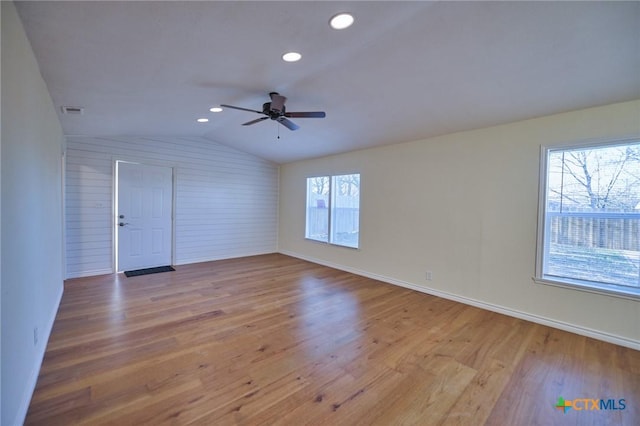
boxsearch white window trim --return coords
[305,173,360,250]
[534,136,640,301]
[305,176,331,245]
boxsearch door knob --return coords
[119,222,129,227]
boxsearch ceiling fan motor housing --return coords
[263,102,285,119]
[221,92,324,130]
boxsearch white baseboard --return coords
[12,283,64,426]
[174,250,277,266]
[279,250,640,351]
[66,268,113,279]
[66,251,279,279]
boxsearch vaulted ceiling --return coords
[15,1,640,163]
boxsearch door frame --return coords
[113,158,176,272]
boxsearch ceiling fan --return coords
[221,92,326,131]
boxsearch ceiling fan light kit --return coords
[221,92,326,131]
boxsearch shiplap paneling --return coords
[65,136,278,278]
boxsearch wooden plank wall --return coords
[65,136,279,278]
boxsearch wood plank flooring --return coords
[26,254,640,425]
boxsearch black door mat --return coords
[124,265,175,277]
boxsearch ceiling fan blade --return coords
[277,117,299,131]
[285,111,326,118]
[269,93,287,113]
[242,117,269,126]
[220,104,263,114]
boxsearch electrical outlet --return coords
[33,327,39,346]
[426,271,433,281]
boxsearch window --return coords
[536,139,640,298]
[306,176,330,243]
[306,174,360,248]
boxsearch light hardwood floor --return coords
[26,254,639,425]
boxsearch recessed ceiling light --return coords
[330,13,354,30]
[282,52,302,62]
[209,107,223,113]
[196,118,209,123]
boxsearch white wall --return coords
[0,4,3,422]
[66,135,279,278]
[279,100,640,349]
[1,2,65,425]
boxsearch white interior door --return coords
[117,162,173,271]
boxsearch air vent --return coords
[61,106,84,115]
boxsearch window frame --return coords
[305,173,360,249]
[535,137,640,301]
[305,176,330,244]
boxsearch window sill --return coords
[304,237,360,250]
[533,276,640,301]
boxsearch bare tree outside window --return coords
[548,144,640,211]
[331,174,360,248]
[309,177,329,199]
[306,177,330,242]
[305,174,360,248]
[541,141,640,292]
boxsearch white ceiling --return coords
[15,1,640,164]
